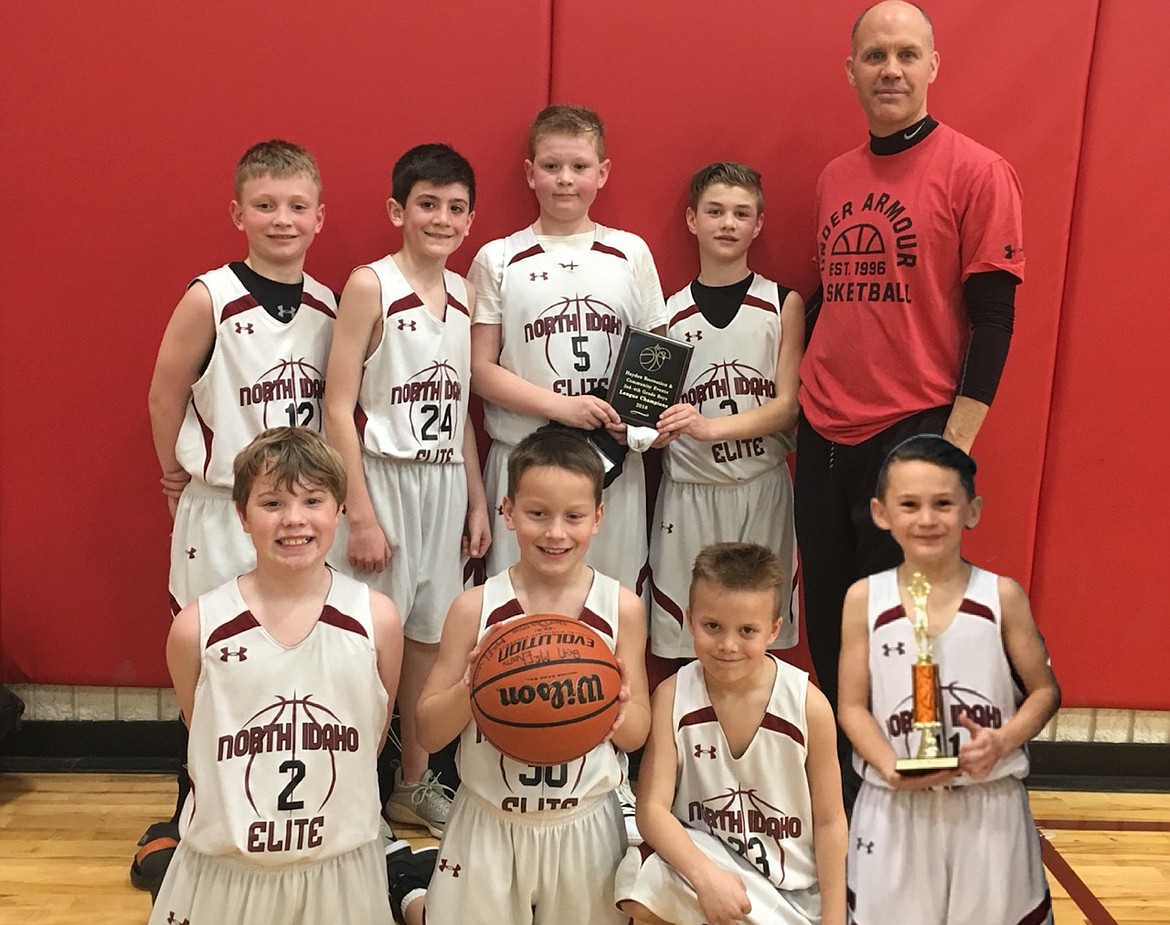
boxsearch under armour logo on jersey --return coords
[693,744,716,759]
[881,642,906,657]
[167,914,190,925]
[438,858,462,877]
[497,502,505,516]
[559,261,578,272]
[185,547,197,559]
[273,305,295,319]
[856,837,874,854]
[684,330,703,342]
[234,322,254,334]
[529,272,548,281]
[1004,244,1020,260]
[397,319,417,331]
[660,522,674,534]
[219,647,247,662]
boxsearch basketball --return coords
[469,613,623,765]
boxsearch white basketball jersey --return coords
[457,570,623,813]
[175,265,336,488]
[181,571,387,865]
[671,657,817,893]
[479,226,665,446]
[663,276,793,485]
[860,566,1030,786]
[354,256,470,463]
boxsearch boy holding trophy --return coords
[837,435,1058,924]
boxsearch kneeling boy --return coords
[616,543,846,925]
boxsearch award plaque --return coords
[606,328,693,427]
[894,572,961,775]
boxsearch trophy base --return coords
[895,755,960,775]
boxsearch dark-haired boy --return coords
[325,143,490,836]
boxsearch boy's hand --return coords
[881,758,959,791]
[956,711,1004,779]
[463,504,492,559]
[693,866,752,925]
[602,656,631,742]
[346,520,392,572]
[461,641,486,690]
[555,394,620,431]
[160,469,191,518]
[655,403,713,441]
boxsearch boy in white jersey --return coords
[469,104,666,593]
[388,429,651,925]
[650,163,805,663]
[150,427,403,925]
[141,140,337,893]
[325,144,490,836]
[617,543,846,925]
[838,435,1058,924]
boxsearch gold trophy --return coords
[895,572,960,774]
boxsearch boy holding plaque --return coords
[468,104,667,593]
[649,163,805,660]
[837,435,1058,924]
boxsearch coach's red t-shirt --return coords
[802,123,1024,444]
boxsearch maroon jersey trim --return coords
[1016,891,1052,925]
[486,599,525,628]
[651,583,686,629]
[959,598,996,622]
[387,293,424,318]
[506,244,544,266]
[302,291,337,318]
[192,403,214,480]
[354,403,369,441]
[760,712,805,746]
[590,241,628,261]
[743,293,779,315]
[220,293,260,324]
[873,605,905,631]
[678,705,719,730]
[447,293,470,317]
[319,604,370,638]
[578,608,614,639]
[669,303,701,328]
[206,611,261,648]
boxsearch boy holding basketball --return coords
[324,143,490,836]
[837,435,1057,924]
[468,104,666,592]
[397,428,651,925]
[141,140,337,892]
[649,162,805,662]
[150,427,403,925]
[616,542,846,925]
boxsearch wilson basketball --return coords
[470,613,622,765]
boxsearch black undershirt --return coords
[869,113,939,156]
[690,273,754,328]
[229,260,303,323]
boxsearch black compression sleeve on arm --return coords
[957,270,1018,404]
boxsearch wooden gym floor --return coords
[0,773,1166,924]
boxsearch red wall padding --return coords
[1031,0,1170,709]
[1,1,1164,709]
[0,0,551,687]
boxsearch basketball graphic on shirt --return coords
[533,294,621,375]
[830,223,885,256]
[246,356,327,429]
[691,785,802,882]
[684,359,774,415]
[224,693,355,818]
[391,360,463,444]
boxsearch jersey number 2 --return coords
[277,759,306,810]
